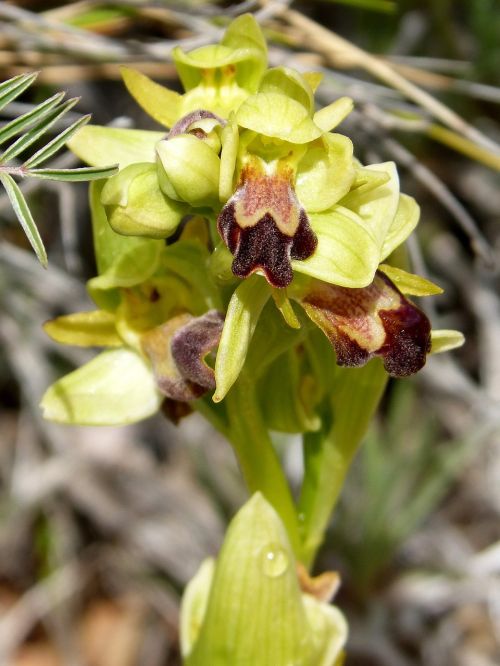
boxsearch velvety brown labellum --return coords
[141,310,224,401]
[217,164,317,288]
[300,272,431,377]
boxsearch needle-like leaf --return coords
[0,92,65,145]
[24,113,91,168]
[28,165,119,181]
[0,72,38,112]
[0,172,47,267]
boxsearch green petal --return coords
[213,275,271,402]
[236,92,322,144]
[180,559,215,658]
[380,193,420,261]
[120,67,181,128]
[295,133,355,213]
[102,163,185,238]
[350,165,390,194]
[313,96,353,132]
[293,206,380,288]
[41,349,161,425]
[430,329,465,354]
[219,117,239,202]
[378,264,443,296]
[302,595,348,666]
[43,310,121,347]
[259,67,314,112]
[156,135,220,206]
[68,125,164,168]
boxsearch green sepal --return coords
[431,329,465,354]
[236,92,322,144]
[182,493,347,666]
[313,96,353,132]
[259,349,321,434]
[173,14,266,94]
[68,125,164,169]
[181,559,215,659]
[293,206,380,288]
[380,193,420,261]
[43,310,121,347]
[120,67,181,128]
[295,133,355,213]
[213,275,271,402]
[88,238,163,311]
[378,264,443,296]
[156,135,220,207]
[40,348,162,425]
[90,180,156,277]
[259,67,315,112]
[101,162,185,238]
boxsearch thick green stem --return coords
[224,377,301,556]
[298,359,388,568]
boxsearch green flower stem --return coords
[224,376,301,557]
[298,359,388,568]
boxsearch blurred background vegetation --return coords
[1,1,499,665]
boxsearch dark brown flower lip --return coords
[299,271,432,377]
[217,164,317,288]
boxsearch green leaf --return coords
[296,133,355,213]
[0,72,38,113]
[0,97,79,164]
[236,92,322,144]
[68,125,165,168]
[380,193,420,261]
[43,310,122,347]
[23,113,91,168]
[293,206,380,288]
[28,165,118,181]
[0,92,65,145]
[0,172,47,267]
[120,67,181,128]
[40,348,162,425]
[214,275,271,402]
[378,264,443,296]
[431,329,465,354]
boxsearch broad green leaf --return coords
[0,172,47,267]
[68,125,165,168]
[102,162,185,238]
[236,92,322,144]
[28,165,118,181]
[214,275,271,402]
[313,96,353,132]
[0,97,79,164]
[156,135,220,206]
[0,72,38,113]
[43,310,121,347]
[121,67,181,128]
[378,264,443,296]
[0,92,64,145]
[40,348,161,425]
[184,493,347,666]
[296,133,355,212]
[380,194,420,261]
[293,206,379,288]
[340,161,400,257]
[431,329,465,354]
[259,67,314,112]
[23,113,91,168]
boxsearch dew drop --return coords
[260,543,289,578]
